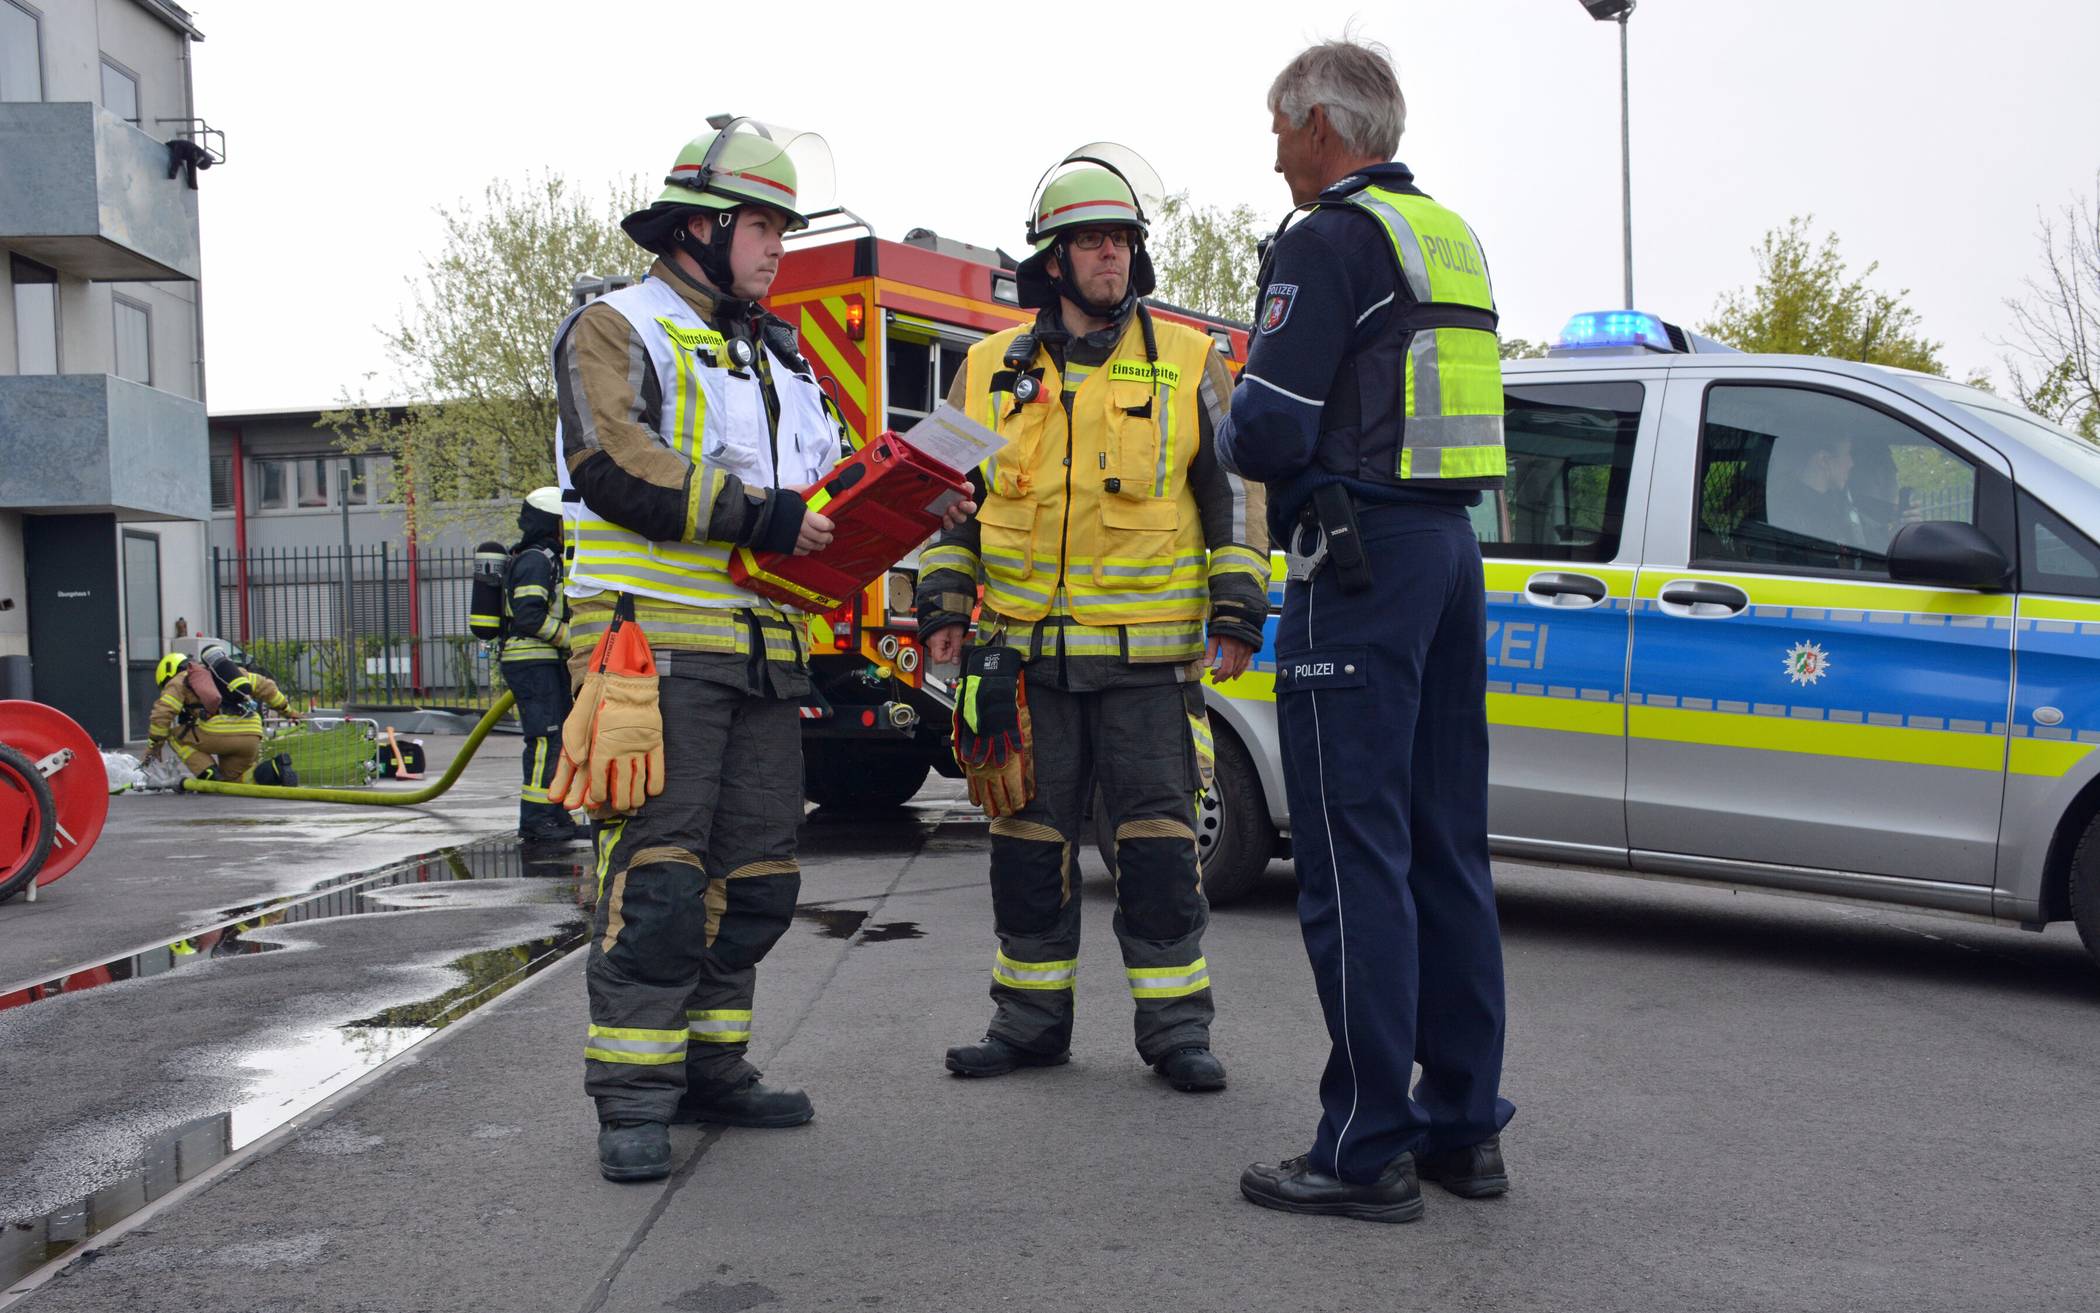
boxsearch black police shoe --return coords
[1417,1135,1510,1198]
[1153,1046,1227,1092]
[1239,1152,1425,1223]
[673,1077,814,1128]
[944,1034,1071,1078]
[598,1120,672,1183]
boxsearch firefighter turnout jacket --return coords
[500,539,569,663]
[916,305,1268,683]
[553,259,843,679]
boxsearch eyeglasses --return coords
[1067,229,1136,251]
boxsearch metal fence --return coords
[210,545,502,710]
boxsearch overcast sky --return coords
[191,0,2099,413]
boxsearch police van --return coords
[1192,311,2100,968]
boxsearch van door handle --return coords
[1657,580,1750,616]
[1524,572,1608,608]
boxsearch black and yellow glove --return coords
[952,645,1034,818]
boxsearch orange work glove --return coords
[952,645,1035,818]
[549,596,666,815]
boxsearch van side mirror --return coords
[1886,522,2013,591]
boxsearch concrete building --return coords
[0,0,219,745]
[205,407,511,708]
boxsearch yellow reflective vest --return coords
[961,313,1217,628]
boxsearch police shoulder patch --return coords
[1259,283,1299,335]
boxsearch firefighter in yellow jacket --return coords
[146,645,298,782]
[916,145,1270,1092]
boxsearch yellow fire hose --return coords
[181,692,516,805]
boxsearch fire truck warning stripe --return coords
[800,304,867,412]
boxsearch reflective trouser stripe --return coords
[585,1024,687,1065]
[687,1009,753,1043]
[994,950,1077,990]
[522,738,550,804]
[1127,959,1211,999]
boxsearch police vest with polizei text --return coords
[1311,180,1507,491]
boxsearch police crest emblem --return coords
[1259,283,1298,334]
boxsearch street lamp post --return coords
[1579,0,1637,308]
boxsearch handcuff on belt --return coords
[1286,483,1374,595]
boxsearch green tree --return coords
[1148,192,1267,321]
[323,174,650,534]
[2002,193,2100,440]
[1700,215,1946,373]
[1500,338,1550,360]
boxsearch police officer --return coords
[554,119,973,1182]
[1219,41,1515,1221]
[917,145,1270,1093]
[499,486,582,845]
[146,645,299,782]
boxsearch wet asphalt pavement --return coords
[5,745,2100,1311]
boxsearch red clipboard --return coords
[730,431,970,613]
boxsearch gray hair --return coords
[1267,39,1406,159]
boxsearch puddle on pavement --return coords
[792,905,924,943]
[0,837,588,1289]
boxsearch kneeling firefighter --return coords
[916,145,1270,1092]
[550,119,976,1182]
[147,645,300,782]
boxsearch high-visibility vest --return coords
[1311,180,1507,489]
[552,276,836,612]
[961,312,1215,627]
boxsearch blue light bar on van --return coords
[1555,310,1673,352]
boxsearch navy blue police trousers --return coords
[1274,500,1515,1184]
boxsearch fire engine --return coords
[761,219,1275,898]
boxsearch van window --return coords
[1696,384,1979,576]
[1472,380,1644,562]
[2019,491,2100,599]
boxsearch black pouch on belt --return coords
[1312,483,1373,596]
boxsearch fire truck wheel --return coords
[803,744,931,811]
[0,742,58,903]
[1091,728,1275,906]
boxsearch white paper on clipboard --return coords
[898,404,1008,477]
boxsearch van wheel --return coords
[1092,729,1276,906]
[804,744,930,810]
[2070,813,2100,967]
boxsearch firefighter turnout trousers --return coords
[985,679,1213,1062]
[1275,501,1515,1184]
[583,668,804,1123]
[503,660,573,835]
[171,724,262,782]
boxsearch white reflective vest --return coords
[554,276,837,611]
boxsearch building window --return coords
[251,455,394,511]
[98,56,138,124]
[10,253,57,374]
[254,459,288,510]
[209,452,234,511]
[113,295,151,384]
[0,1,41,103]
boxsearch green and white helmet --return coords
[621,118,836,256]
[1017,143,1165,311]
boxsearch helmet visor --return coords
[672,118,837,229]
[1027,142,1166,241]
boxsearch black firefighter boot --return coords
[1153,1046,1227,1092]
[674,1075,814,1128]
[945,1034,1071,1078]
[598,1121,672,1183]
